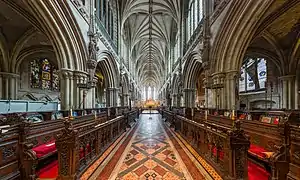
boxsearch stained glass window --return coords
[30,59,59,91]
[239,65,246,92]
[239,58,267,92]
[257,58,267,89]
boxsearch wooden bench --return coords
[0,108,111,180]
[20,112,105,179]
[173,113,250,179]
[55,114,132,179]
[288,123,300,180]
[191,109,296,180]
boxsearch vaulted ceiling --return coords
[120,0,181,88]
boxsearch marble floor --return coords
[95,112,211,180]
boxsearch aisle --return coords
[97,113,210,180]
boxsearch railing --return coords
[174,114,249,179]
[288,124,300,179]
[55,109,139,179]
[0,107,137,180]
[167,108,299,180]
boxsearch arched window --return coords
[239,58,267,92]
[30,58,59,91]
[186,0,204,42]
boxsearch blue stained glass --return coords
[257,58,267,88]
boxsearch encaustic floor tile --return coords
[99,113,208,180]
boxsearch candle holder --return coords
[69,108,74,120]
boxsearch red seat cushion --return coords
[248,144,268,158]
[32,140,56,158]
[248,160,270,180]
[208,144,224,160]
[37,160,58,178]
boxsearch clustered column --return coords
[0,72,20,100]
[60,69,97,110]
[106,87,118,107]
[224,71,238,110]
[184,88,196,108]
[172,94,177,107]
[279,75,297,109]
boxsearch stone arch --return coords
[183,51,202,89]
[15,46,55,73]
[289,32,300,74]
[0,31,9,72]
[171,74,179,94]
[210,0,274,73]
[23,1,88,71]
[97,51,120,88]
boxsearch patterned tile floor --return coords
[99,112,208,180]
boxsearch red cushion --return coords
[80,147,85,159]
[208,144,224,160]
[32,140,57,158]
[37,160,58,178]
[248,144,268,158]
[248,160,270,180]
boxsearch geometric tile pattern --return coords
[112,114,195,180]
[172,131,222,180]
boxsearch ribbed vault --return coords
[120,0,180,88]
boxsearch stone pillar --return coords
[172,94,177,107]
[225,71,238,110]
[0,73,20,100]
[184,88,196,108]
[106,87,118,107]
[288,78,292,109]
[177,93,182,107]
[124,94,129,106]
[279,75,295,109]
[0,74,2,99]
[212,73,225,109]
[60,69,71,110]
[295,75,299,109]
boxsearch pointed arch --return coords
[97,51,120,88]
[23,0,88,71]
[183,51,202,89]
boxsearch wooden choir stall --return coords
[0,107,139,180]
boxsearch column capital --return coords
[212,72,225,86]
[59,69,74,79]
[225,70,239,80]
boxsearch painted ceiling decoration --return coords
[120,0,181,88]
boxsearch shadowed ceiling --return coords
[120,0,181,88]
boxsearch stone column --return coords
[0,74,2,99]
[177,93,182,107]
[212,73,225,109]
[60,69,71,110]
[225,71,238,110]
[279,75,295,109]
[0,73,20,100]
[295,75,299,109]
[184,88,196,108]
[106,87,118,107]
[172,94,177,107]
[124,93,129,106]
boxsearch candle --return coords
[205,110,208,120]
[232,110,235,120]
